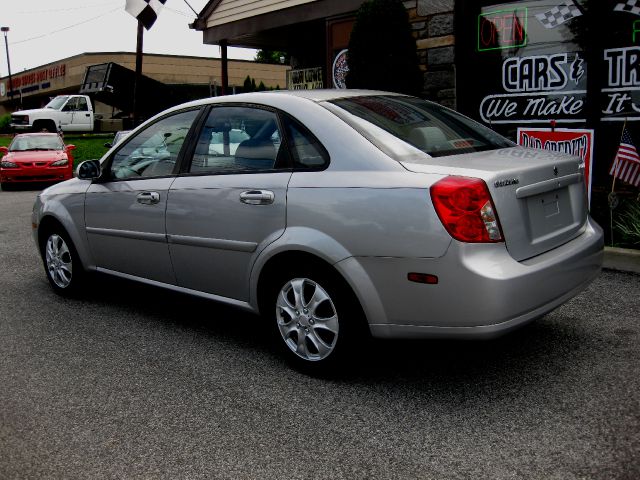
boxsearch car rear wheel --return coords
[268,267,364,372]
[41,229,84,296]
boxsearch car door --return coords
[85,108,201,284]
[58,97,76,130]
[69,96,92,131]
[166,105,292,301]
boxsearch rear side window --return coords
[329,95,513,158]
[281,115,329,169]
[189,106,287,174]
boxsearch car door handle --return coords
[239,190,275,205]
[137,191,160,205]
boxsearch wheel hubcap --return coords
[276,278,339,361]
[45,234,72,289]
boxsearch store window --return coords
[458,0,587,131]
[456,0,640,187]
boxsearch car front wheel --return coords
[41,229,84,295]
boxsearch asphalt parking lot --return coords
[1,188,639,479]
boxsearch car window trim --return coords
[178,103,331,178]
[278,111,330,172]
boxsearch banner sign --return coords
[480,52,587,124]
[287,67,323,90]
[517,127,595,204]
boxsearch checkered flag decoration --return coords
[535,1,583,29]
[125,0,167,30]
[614,0,640,16]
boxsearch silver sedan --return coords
[32,90,604,371]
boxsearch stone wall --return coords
[404,0,456,108]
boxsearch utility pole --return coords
[1,27,14,104]
[133,21,143,126]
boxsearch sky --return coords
[0,0,256,77]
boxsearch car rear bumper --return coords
[347,217,603,339]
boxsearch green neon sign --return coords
[478,8,528,52]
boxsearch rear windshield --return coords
[328,95,513,158]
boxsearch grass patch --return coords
[0,133,112,168]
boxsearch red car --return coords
[0,133,76,189]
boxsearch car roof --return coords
[173,89,405,111]
[14,133,61,137]
[261,89,404,102]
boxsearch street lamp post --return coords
[1,26,14,102]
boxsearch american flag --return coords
[125,0,167,30]
[610,126,640,187]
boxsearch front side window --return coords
[110,109,199,180]
[189,107,285,173]
[330,95,513,158]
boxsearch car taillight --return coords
[430,176,503,243]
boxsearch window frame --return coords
[179,102,331,178]
[99,106,204,183]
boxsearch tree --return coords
[255,50,289,65]
[346,0,422,95]
[243,75,258,93]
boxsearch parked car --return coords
[104,130,132,149]
[0,133,76,189]
[31,90,604,371]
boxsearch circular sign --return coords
[332,49,349,89]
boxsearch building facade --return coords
[0,52,289,122]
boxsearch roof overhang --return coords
[192,0,363,47]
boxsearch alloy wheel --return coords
[275,278,339,362]
[45,234,73,289]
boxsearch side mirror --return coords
[104,142,113,148]
[0,146,8,155]
[77,160,102,180]
[66,144,76,151]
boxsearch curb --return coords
[603,246,640,274]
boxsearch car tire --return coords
[266,266,365,374]
[40,228,85,296]
[0,182,13,191]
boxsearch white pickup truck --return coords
[10,94,94,133]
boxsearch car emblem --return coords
[494,178,519,188]
[553,166,559,176]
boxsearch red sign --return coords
[478,8,527,52]
[517,128,595,205]
[12,64,66,89]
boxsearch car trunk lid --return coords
[401,147,588,261]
